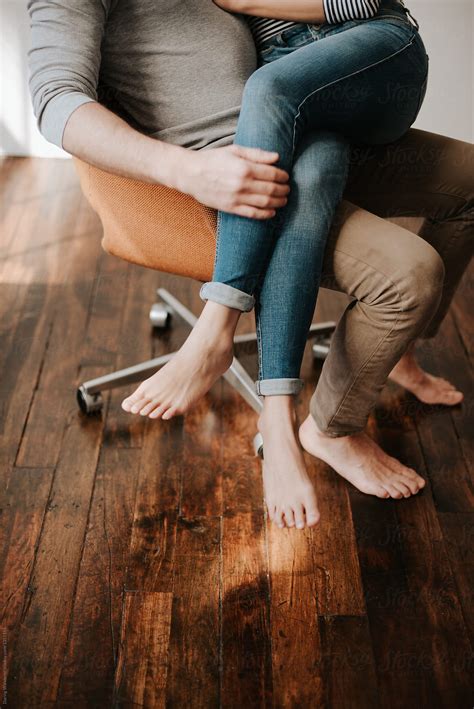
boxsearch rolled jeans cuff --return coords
[256,378,304,396]
[200,282,255,312]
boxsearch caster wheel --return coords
[253,432,264,459]
[149,302,172,329]
[77,385,103,415]
[312,339,331,361]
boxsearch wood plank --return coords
[0,158,77,213]
[384,430,473,707]
[0,176,85,285]
[125,418,181,593]
[220,309,272,707]
[15,242,103,467]
[180,389,223,518]
[7,408,104,705]
[318,615,379,709]
[79,250,130,370]
[356,409,473,707]
[437,512,474,647]
[166,516,221,708]
[413,332,473,512]
[415,311,473,478]
[267,523,323,707]
[114,591,173,708]
[0,282,54,477]
[298,356,366,617]
[220,382,262,516]
[221,512,272,708]
[103,264,157,450]
[0,467,54,703]
[56,447,141,706]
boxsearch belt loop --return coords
[404,6,420,30]
[408,10,419,30]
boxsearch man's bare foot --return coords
[259,397,320,530]
[299,415,425,499]
[121,301,239,420]
[389,345,463,406]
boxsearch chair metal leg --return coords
[224,357,263,414]
[76,353,176,414]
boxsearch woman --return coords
[122,0,431,528]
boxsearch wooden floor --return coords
[1,157,473,708]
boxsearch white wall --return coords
[409,0,473,142]
[1,0,65,158]
[0,0,472,158]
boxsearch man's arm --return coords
[214,0,380,23]
[27,0,290,219]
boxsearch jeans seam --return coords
[256,303,264,382]
[212,210,222,275]
[290,33,417,158]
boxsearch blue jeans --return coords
[200,1,429,396]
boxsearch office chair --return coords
[73,158,336,456]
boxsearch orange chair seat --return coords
[74,158,217,282]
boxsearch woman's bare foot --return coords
[299,415,425,499]
[389,344,463,406]
[121,301,239,420]
[258,397,320,530]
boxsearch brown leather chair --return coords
[73,159,335,453]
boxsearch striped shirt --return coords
[246,17,298,47]
[246,0,383,49]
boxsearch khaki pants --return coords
[310,128,474,436]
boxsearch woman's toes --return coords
[283,507,295,528]
[148,403,168,419]
[305,505,320,527]
[162,406,179,420]
[274,508,285,529]
[139,399,160,416]
[130,397,150,414]
[293,504,305,530]
[265,501,275,521]
[122,394,141,411]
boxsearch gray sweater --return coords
[27,0,257,150]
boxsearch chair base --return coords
[77,288,336,457]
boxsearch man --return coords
[28,0,472,528]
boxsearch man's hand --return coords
[62,103,289,219]
[177,145,290,219]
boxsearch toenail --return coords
[296,523,304,529]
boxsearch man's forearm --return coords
[62,101,188,190]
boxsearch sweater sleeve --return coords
[323,0,381,24]
[27,0,111,148]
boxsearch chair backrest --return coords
[73,158,217,281]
